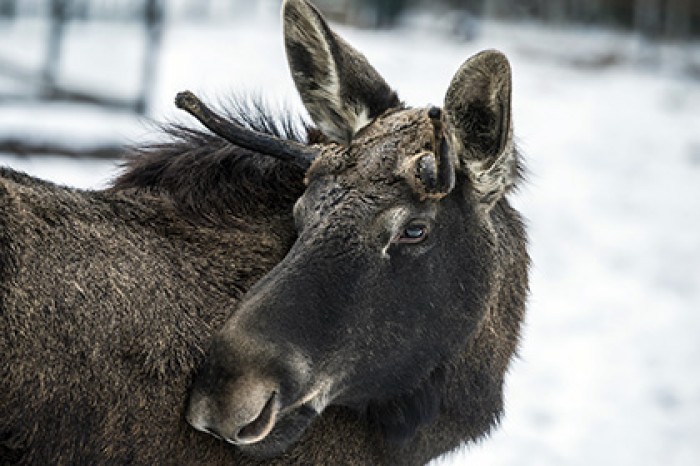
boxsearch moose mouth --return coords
[205,385,331,458]
[231,396,321,458]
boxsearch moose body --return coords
[0,146,304,464]
[0,136,404,465]
[1,1,528,464]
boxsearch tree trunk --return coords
[664,0,691,39]
[635,0,664,38]
[0,0,17,18]
[543,0,567,24]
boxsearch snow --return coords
[1,7,700,465]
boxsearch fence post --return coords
[42,0,69,95]
[136,0,164,115]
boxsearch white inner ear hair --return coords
[466,137,517,207]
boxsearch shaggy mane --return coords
[111,96,318,225]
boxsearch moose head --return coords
[185,0,526,458]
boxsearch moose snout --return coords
[186,374,281,445]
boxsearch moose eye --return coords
[396,223,429,244]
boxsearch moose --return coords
[0,0,528,464]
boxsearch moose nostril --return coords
[428,106,441,119]
[203,426,223,440]
[236,391,278,443]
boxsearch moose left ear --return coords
[283,0,401,144]
[444,50,518,208]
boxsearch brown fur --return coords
[187,1,528,464]
[1,1,528,464]
[0,120,510,466]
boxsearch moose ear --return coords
[444,50,517,208]
[283,0,401,144]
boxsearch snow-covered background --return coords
[1,2,699,465]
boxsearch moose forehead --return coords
[306,107,438,189]
[294,107,442,235]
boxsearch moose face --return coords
[186,0,519,457]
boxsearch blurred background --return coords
[1,1,699,465]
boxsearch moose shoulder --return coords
[187,0,529,464]
[0,0,528,464]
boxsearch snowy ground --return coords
[1,6,700,466]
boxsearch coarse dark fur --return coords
[0,107,393,465]
[187,1,529,465]
[1,1,529,464]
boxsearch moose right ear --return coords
[283,0,401,144]
[444,50,518,209]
